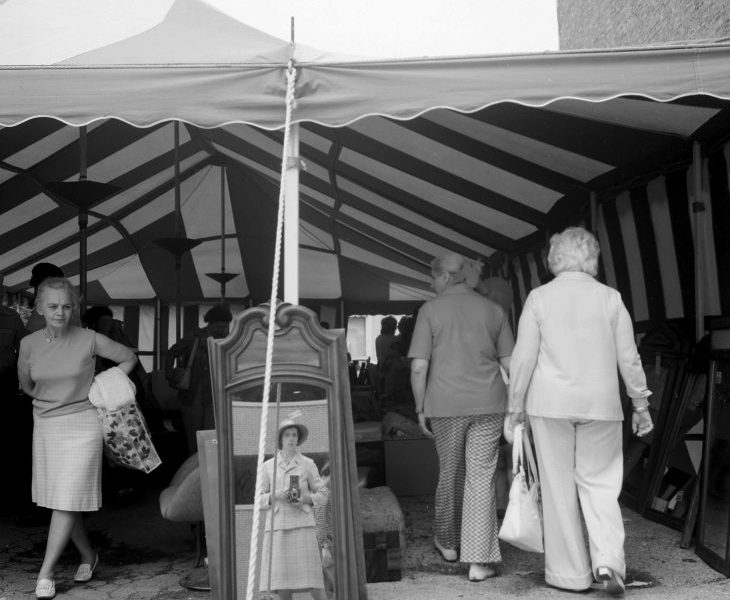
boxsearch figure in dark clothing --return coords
[0,296,30,514]
[165,304,233,455]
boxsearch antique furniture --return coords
[206,303,366,599]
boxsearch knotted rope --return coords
[245,60,298,600]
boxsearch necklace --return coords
[44,328,57,343]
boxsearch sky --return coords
[210,0,560,58]
[0,0,558,63]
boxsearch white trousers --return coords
[530,417,625,590]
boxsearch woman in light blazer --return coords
[506,227,653,596]
[259,417,328,600]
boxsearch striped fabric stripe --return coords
[600,198,633,318]
[615,191,649,323]
[646,177,683,320]
[665,168,695,321]
[693,159,722,317]
[710,149,730,315]
[509,141,730,333]
[597,207,617,291]
[510,257,524,317]
[630,185,665,322]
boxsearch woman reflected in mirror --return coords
[259,415,329,600]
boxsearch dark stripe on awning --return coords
[664,169,695,320]
[600,200,634,318]
[709,149,730,315]
[630,185,666,322]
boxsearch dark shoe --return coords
[179,566,211,591]
[597,567,625,595]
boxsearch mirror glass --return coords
[644,372,705,527]
[621,355,682,510]
[228,380,333,600]
[699,357,730,561]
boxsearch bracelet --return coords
[415,407,424,414]
[633,405,650,414]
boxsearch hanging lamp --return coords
[205,162,238,301]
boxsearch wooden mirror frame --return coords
[641,369,706,530]
[208,303,367,599]
[696,317,730,576]
[620,323,690,512]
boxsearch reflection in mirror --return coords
[207,303,366,600]
[698,357,730,569]
[257,406,331,600]
[643,372,706,528]
[621,355,685,511]
[232,383,328,404]
[229,382,332,600]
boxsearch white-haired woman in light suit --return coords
[409,253,514,582]
[506,227,653,596]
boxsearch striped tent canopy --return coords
[2,0,730,338]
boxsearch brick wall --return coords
[558,0,730,50]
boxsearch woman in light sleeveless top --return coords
[18,278,136,599]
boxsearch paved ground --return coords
[1,490,729,600]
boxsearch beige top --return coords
[18,326,129,417]
[509,271,651,421]
[408,283,514,418]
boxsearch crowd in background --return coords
[2,225,655,597]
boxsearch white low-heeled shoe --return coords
[433,538,458,562]
[74,553,99,583]
[35,578,55,599]
[468,563,496,582]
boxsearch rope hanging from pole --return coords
[245,61,298,600]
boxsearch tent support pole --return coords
[692,141,705,342]
[220,165,226,300]
[590,191,598,232]
[174,122,182,341]
[283,123,300,304]
[78,126,88,311]
[154,297,162,371]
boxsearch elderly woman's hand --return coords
[632,409,654,437]
[503,411,524,444]
[417,413,434,439]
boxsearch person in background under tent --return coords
[165,304,232,456]
[506,227,653,595]
[476,275,515,518]
[27,263,65,333]
[0,274,30,517]
[18,277,137,599]
[409,253,514,582]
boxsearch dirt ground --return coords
[1,491,729,600]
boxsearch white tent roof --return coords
[2,0,730,321]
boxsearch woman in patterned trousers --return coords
[408,253,514,582]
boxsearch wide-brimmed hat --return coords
[277,417,309,448]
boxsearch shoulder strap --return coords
[521,427,540,486]
[511,424,524,475]
[186,337,199,368]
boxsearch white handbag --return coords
[498,423,544,553]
